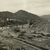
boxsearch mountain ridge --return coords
[0,10,41,21]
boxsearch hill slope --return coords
[0,11,15,19]
[0,10,41,21]
[41,15,50,20]
[14,10,41,21]
[0,10,50,33]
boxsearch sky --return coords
[0,0,50,16]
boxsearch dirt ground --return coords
[0,26,50,50]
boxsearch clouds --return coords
[0,0,50,15]
[0,0,27,12]
[25,0,50,15]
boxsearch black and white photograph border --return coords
[0,0,50,50]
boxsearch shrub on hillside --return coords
[28,36,33,39]
[0,30,3,32]
[46,34,50,37]
[18,31,26,38]
[12,26,20,32]
[21,31,26,33]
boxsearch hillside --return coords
[0,11,15,19]
[0,10,50,33]
[15,10,41,21]
[41,15,50,21]
[0,10,42,25]
[0,10,41,21]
